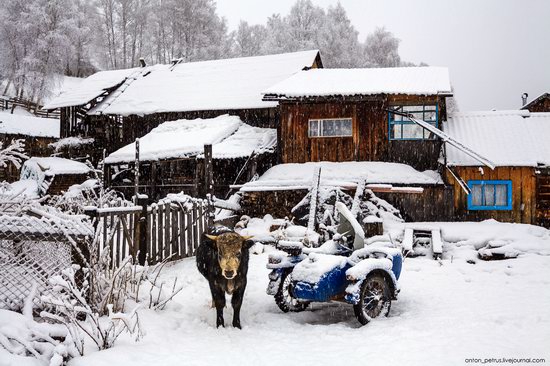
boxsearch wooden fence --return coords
[86,197,209,268]
[0,96,60,119]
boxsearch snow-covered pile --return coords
[0,179,40,199]
[0,110,59,138]
[263,67,452,98]
[386,220,550,259]
[50,137,95,152]
[105,115,276,164]
[0,309,74,365]
[240,161,441,191]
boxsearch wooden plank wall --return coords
[536,169,550,227]
[240,185,451,223]
[279,95,446,171]
[445,166,537,224]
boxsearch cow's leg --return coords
[209,282,226,328]
[231,283,246,329]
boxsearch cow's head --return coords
[206,232,254,279]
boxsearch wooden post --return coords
[204,144,213,197]
[137,196,148,265]
[204,144,215,228]
[134,138,140,205]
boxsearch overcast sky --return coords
[215,0,550,111]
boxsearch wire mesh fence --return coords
[0,214,93,311]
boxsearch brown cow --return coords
[196,231,254,328]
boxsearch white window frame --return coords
[308,118,353,138]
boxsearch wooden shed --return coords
[262,67,452,171]
[443,110,550,227]
[104,115,277,201]
[19,157,92,196]
[0,112,59,182]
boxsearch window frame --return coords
[388,104,439,141]
[308,118,353,138]
[467,180,513,211]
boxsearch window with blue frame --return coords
[467,180,512,210]
[388,104,438,140]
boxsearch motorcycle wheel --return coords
[353,273,392,325]
[274,270,310,313]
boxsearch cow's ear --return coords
[203,234,217,248]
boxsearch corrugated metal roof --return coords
[263,67,452,99]
[444,110,550,167]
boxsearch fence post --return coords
[137,197,148,265]
[134,138,140,205]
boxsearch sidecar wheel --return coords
[353,273,392,325]
[274,270,309,313]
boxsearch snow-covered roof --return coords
[444,110,550,167]
[105,115,277,164]
[42,68,140,109]
[262,67,452,99]
[88,50,320,116]
[0,111,59,138]
[240,161,442,192]
[22,157,91,176]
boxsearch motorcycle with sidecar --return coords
[267,202,403,325]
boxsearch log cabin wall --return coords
[279,94,447,171]
[536,168,550,227]
[445,166,537,225]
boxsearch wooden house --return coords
[0,112,59,182]
[262,67,452,171]
[443,110,550,227]
[104,115,277,201]
[43,50,322,161]
[239,67,454,221]
[521,93,550,112]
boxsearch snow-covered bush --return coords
[0,138,28,170]
[40,265,144,354]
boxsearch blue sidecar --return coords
[267,203,403,325]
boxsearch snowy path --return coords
[71,252,550,366]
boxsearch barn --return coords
[43,50,322,162]
[104,115,277,201]
[443,110,550,227]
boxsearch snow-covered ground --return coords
[68,248,550,366]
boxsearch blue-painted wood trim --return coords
[467,180,513,211]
